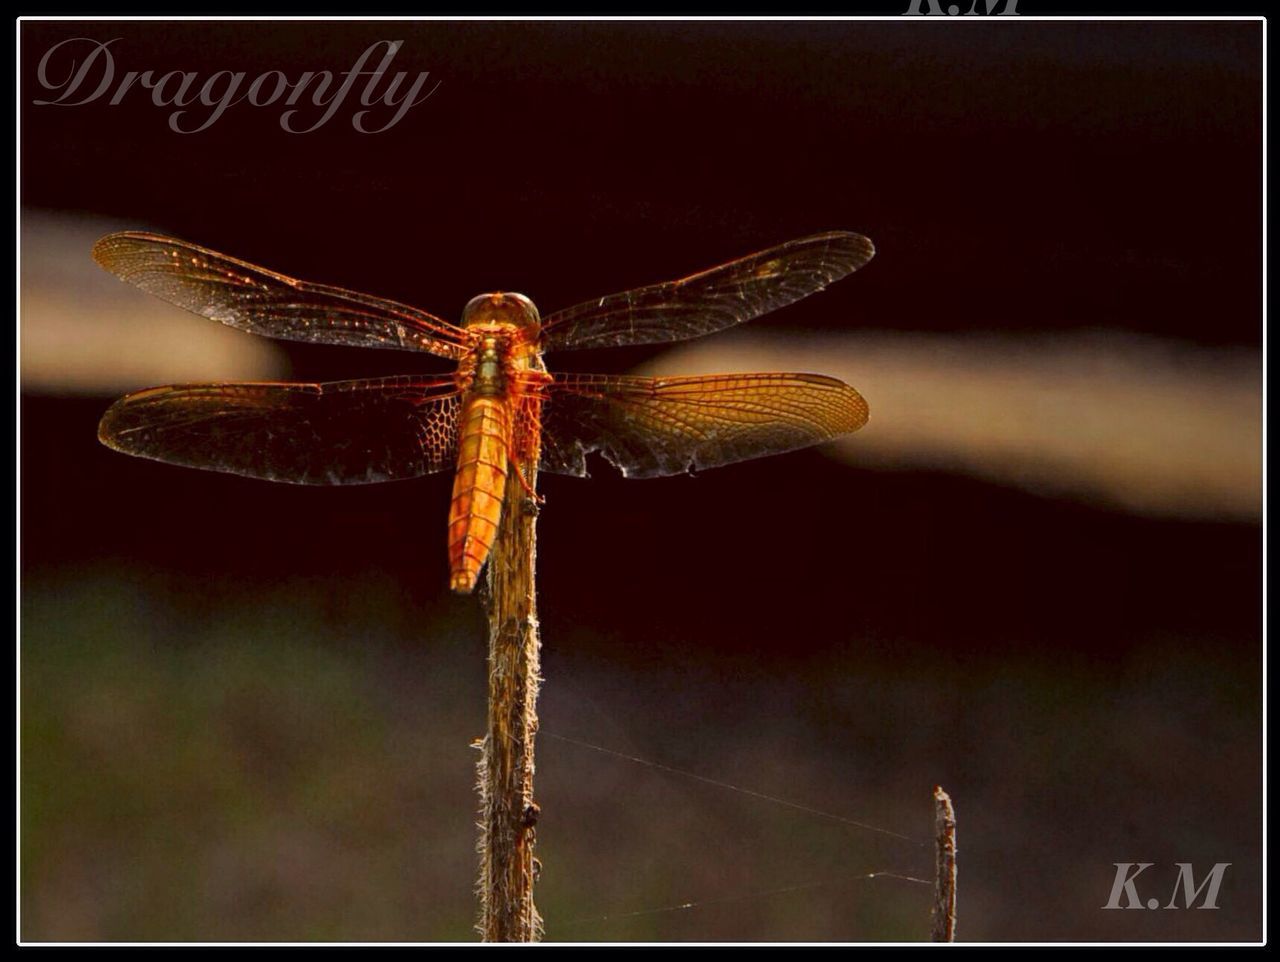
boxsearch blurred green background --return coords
[20,19,1262,942]
[21,560,1261,941]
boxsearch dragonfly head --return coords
[462,292,541,331]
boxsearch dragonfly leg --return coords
[507,385,548,509]
[512,459,545,509]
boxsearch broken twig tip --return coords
[931,785,957,942]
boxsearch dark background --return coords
[20,20,1262,942]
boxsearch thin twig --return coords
[931,785,957,942]
[475,460,544,942]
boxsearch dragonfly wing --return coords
[538,232,874,353]
[93,232,471,360]
[538,373,868,479]
[99,375,462,485]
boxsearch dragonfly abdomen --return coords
[448,395,511,594]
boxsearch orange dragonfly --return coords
[95,231,873,593]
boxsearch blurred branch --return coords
[21,210,287,394]
[645,332,1262,522]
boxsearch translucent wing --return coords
[538,373,868,479]
[99,375,462,485]
[93,232,471,360]
[538,231,874,353]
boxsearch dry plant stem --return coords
[475,465,544,942]
[931,785,957,942]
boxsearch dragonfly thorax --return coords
[472,336,508,395]
[462,292,540,331]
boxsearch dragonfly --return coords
[95,231,874,593]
